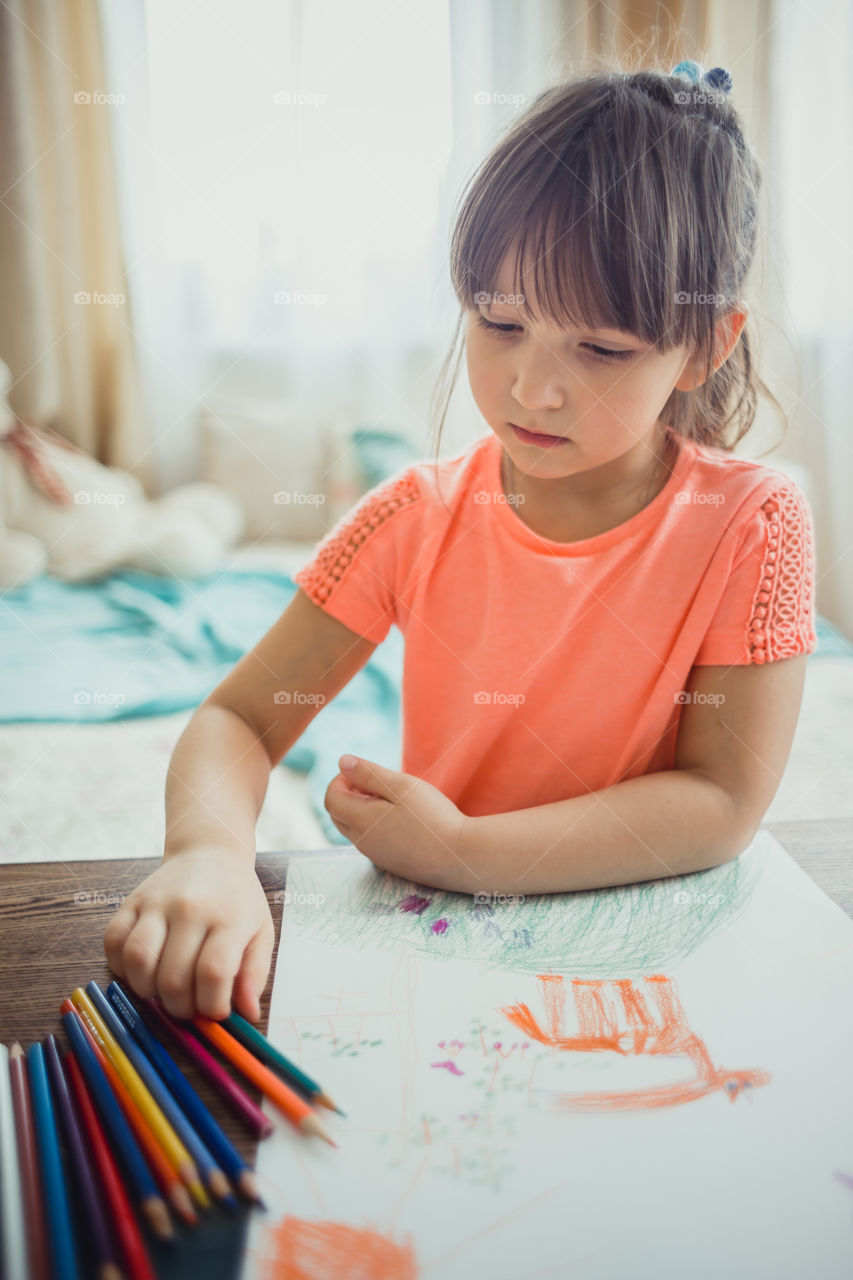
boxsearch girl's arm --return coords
[103,589,378,1020]
[453,654,807,895]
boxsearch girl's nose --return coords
[510,350,565,412]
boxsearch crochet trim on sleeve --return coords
[746,483,815,664]
[296,471,421,607]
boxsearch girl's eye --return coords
[476,316,634,362]
[476,315,520,336]
[582,344,635,363]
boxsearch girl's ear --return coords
[675,307,749,392]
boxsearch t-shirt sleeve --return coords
[292,465,423,644]
[693,477,817,666]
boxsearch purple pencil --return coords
[43,1034,123,1280]
[140,998,273,1140]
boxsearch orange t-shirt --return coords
[294,429,817,818]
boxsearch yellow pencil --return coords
[70,989,211,1212]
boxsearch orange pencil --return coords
[62,999,198,1228]
[71,988,211,1212]
[192,1015,337,1146]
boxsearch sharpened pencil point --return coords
[239,1169,265,1206]
[300,1111,337,1146]
[187,1178,212,1211]
[209,1168,235,1202]
[170,1183,198,1226]
[144,1196,175,1241]
[314,1090,344,1115]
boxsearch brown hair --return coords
[428,61,786,471]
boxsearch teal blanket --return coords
[0,569,403,846]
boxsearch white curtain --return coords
[100,0,458,487]
[98,0,582,485]
[769,0,853,638]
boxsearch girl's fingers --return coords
[232,926,275,1022]
[103,903,140,976]
[115,910,168,999]
[194,926,248,1021]
[155,917,209,1019]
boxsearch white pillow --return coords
[199,400,357,541]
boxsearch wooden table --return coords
[0,848,355,1279]
[2,819,852,1277]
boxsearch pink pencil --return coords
[140,999,273,1139]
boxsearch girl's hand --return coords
[102,848,275,1023]
[324,755,473,889]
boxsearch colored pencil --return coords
[108,981,263,1206]
[8,1043,50,1280]
[71,986,211,1212]
[224,1010,345,1114]
[65,1050,158,1280]
[142,997,274,1139]
[0,1043,29,1280]
[85,981,235,1209]
[63,999,196,1229]
[43,1035,123,1280]
[26,1041,81,1280]
[192,1014,337,1146]
[61,1004,175,1241]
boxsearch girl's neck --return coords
[500,424,677,543]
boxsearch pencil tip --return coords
[147,1198,176,1241]
[171,1185,199,1226]
[188,1179,212,1211]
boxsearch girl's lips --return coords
[510,423,571,447]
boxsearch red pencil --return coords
[62,998,196,1229]
[8,1043,50,1280]
[65,1050,158,1280]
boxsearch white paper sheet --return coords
[242,830,853,1279]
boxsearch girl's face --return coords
[464,282,696,487]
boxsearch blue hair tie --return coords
[670,60,733,94]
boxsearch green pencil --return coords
[224,1012,345,1116]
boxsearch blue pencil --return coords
[61,1005,174,1242]
[84,981,236,1210]
[107,981,263,1206]
[26,1041,81,1280]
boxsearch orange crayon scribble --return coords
[260,1217,418,1280]
[500,973,771,1112]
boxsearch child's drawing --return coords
[258,1217,417,1280]
[243,833,853,1280]
[287,839,768,976]
[500,972,770,1112]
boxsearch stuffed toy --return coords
[0,359,245,590]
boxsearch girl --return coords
[104,60,816,1024]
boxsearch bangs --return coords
[449,74,736,367]
[436,70,766,455]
